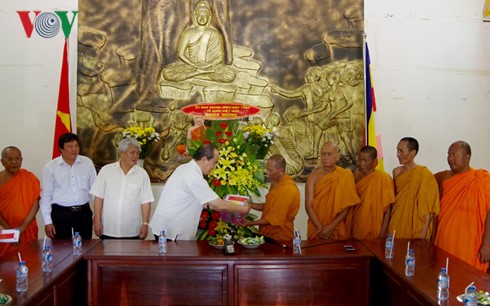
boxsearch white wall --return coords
[365,0,490,174]
[0,1,78,178]
[1,0,489,238]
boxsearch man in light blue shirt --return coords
[40,133,97,239]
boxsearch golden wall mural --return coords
[77,0,365,182]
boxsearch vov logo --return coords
[17,11,78,38]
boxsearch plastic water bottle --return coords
[16,261,28,292]
[385,234,394,259]
[405,249,415,277]
[293,229,302,255]
[437,267,449,301]
[464,285,478,306]
[72,232,82,256]
[42,245,53,273]
[223,234,235,255]
[158,230,167,254]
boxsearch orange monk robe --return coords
[0,169,40,256]
[259,175,300,241]
[434,169,490,272]
[352,170,395,239]
[190,126,207,141]
[388,165,440,240]
[307,166,360,240]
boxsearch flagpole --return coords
[52,38,72,158]
[362,32,367,146]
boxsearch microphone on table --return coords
[263,236,290,249]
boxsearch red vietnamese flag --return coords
[52,39,72,158]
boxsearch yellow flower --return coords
[215,220,228,233]
[219,147,230,156]
[189,120,267,198]
[220,158,234,170]
[122,126,160,159]
[211,167,227,180]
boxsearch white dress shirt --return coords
[40,155,97,225]
[90,162,154,237]
[150,160,219,240]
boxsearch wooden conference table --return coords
[85,239,371,306]
[362,239,490,306]
[0,238,489,305]
[0,239,99,306]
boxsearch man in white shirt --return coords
[150,144,251,240]
[40,133,97,239]
[91,138,154,239]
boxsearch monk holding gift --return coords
[0,146,40,256]
[243,154,300,241]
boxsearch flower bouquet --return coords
[241,123,274,159]
[121,126,159,159]
[188,120,266,241]
[198,209,258,244]
[187,120,266,198]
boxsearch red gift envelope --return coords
[0,233,14,239]
[0,229,20,243]
[225,194,249,206]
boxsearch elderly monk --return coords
[434,141,490,272]
[388,137,439,240]
[352,146,395,239]
[0,146,40,256]
[243,154,300,241]
[306,142,360,240]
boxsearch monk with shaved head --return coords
[243,154,300,241]
[0,146,40,256]
[388,137,440,240]
[435,141,490,272]
[305,142,360,240]
[351,146,395,239]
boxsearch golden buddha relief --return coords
[77,0,364,182]
[161,0,236,83]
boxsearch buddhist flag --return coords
[52,39,72,158]
[484,0,490,21]
[364,42,384,171]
